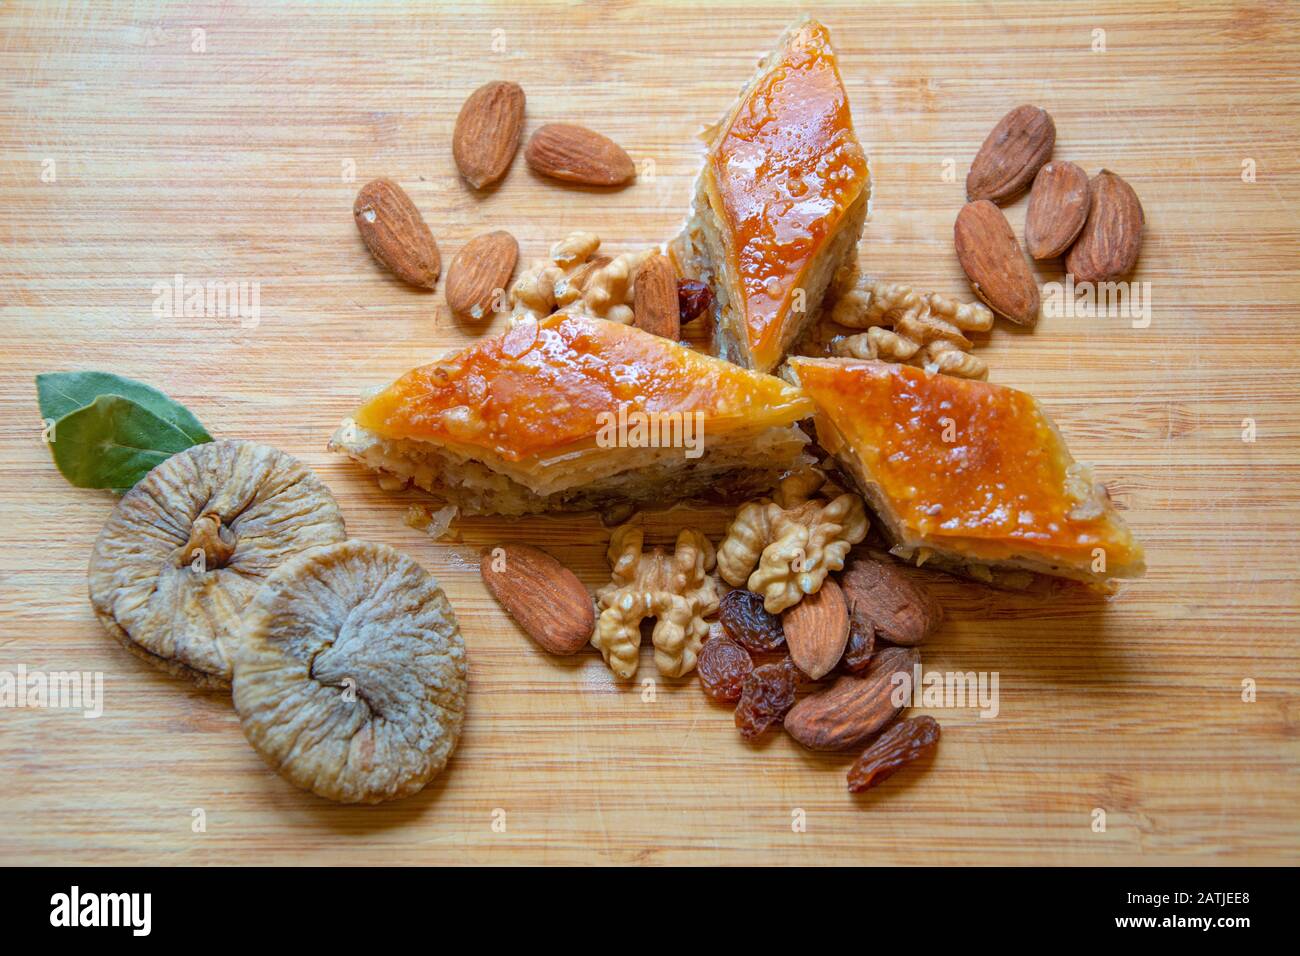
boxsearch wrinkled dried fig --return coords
[232,541,468,804]
[87,440,347,688]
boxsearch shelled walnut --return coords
[593,525,720,679]
[717,470,868,614]
[508,231,655,326]
[828,273,994,380]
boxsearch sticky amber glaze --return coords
[708,20,869,370]
[790,359,1141,565]
[357,314,814,462]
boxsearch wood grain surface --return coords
[2,0,1298,865]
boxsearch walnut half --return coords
[717,470,868,614]
[507,231,654,326]
[829,274,994,380]
[593,525,720,679]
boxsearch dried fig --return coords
[87,440,347,688]
[232,541,468,804]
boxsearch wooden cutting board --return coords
[1,0,1297,865]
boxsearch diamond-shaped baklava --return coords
[786,357,1145,586]
[330,314,815,515]
[674,17,871,373]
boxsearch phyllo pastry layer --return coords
[331,314,816,515]
[675,17,871,373]
[786,357,1145,586]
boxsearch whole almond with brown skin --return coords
[1065,169,1145,283]
[446,230,519,320]
[353,178,440,288]
[781,578,849,680]
[784,646,920,751]
[481,544,594,655]
[453,81,526,189]
[966,104,1055,204]
[633,253,680,340]
[954,199,1040,326]
[838,553,942,647]
[525,123,636,187]
[1024,160,1091,260]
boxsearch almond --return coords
[838,553,942,647]
[632,253,679,340]
[445,230,519,320]
[353,178,440,288]
[453,81,526,189]
[954,199,1040,326]
[966,104,1056,204]
[1065,169,1145,283]
[781,578,849,680]
[1024,160,1091,259]
[481,544,594,656]
[784,646,920,751]
[525,123,636,187]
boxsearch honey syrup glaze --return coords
[790,358,1141,566]
[709,20,869,369]
[357,315,813,462]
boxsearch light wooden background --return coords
[1,0,1297,865]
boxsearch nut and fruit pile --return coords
[351,79,651,328]
[482,470,945,794]
[812,104,1146,383]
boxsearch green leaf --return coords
[36,371,211,444]
[48,395,206,489]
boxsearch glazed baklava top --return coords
[357,314,815,463]
[788,358,1143,573]
[704,20,870,372]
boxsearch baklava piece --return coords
[785,357,1145,588]
[330,314,815,515]
[674,17,871,373]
